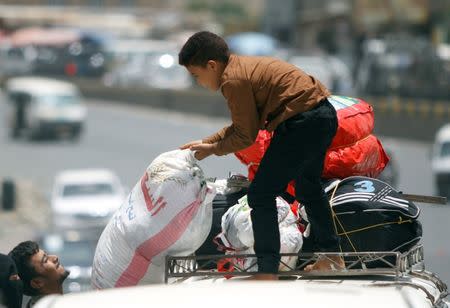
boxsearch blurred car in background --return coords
[355,36,450,100]
[36,229,100,293]
[4,77,86,140]
[33,34,108,78]
[102,39,192,90]
[431,124,450,198]
[1,27,109,78]
[50,168,125,230]
[289,53,354,95]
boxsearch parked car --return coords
[431,124,450,198]
[50,168,125,229]
[4,27,109,77]
[4,77,86,140]
[36,230,100,293]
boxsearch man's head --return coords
[8,241,69,296]
[178,31,230,91]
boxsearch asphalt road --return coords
[1,99,449,285]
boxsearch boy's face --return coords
[29,249,69,294]
[186,60,224,91]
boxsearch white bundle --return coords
[91,149,216,289]
[218,195,303,272]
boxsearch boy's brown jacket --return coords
[203,54,330,156]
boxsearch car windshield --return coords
[62,183,115,197]
[42,238,95,267]
[440,142,450,157]
[38,94,79,106]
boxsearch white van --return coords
[431,124,450,197]
[4,77,86,140]
[34,246,449,308]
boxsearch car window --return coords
[440,142,450,157]
[7,48,25,59]
[62,183,115,197]
[37,94,79,107]
[8,91,31,104]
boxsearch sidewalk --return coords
[0,178,50,253]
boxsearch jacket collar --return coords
[219,54,237,89]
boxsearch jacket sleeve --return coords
[211,79,260,156]
[202,125,234,144]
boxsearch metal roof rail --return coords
[165,244,426,283]
[165,244,449,306]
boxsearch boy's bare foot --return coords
[244,273,278,280]
[304,255,345,272]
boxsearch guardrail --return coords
[366,96,450,142]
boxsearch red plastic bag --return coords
[234,96,390,191]
[234,130,273,181]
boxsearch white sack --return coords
[219,195,303,272]
[92,149,215,289]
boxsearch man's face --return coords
[186,61,223,91]
[29,249,69,294]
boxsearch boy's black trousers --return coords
[247,98,340,274]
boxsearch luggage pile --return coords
[92,96,421,288]
[197,96,421,272]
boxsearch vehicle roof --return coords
[54,169,120,185]
[5,77,79,95]
[35,276,445,308]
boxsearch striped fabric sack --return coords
[91,149,216,289]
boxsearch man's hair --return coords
[8,241,40,296]
[178,31,230,67]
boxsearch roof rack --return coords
[165,244,450,306]
[165,244,426,283]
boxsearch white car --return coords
[34,245,449,308]
[431,124,450,198]
[50,169,126,229]
[4,76,86,140]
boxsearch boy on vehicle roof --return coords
[178,31,344,279]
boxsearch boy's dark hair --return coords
[179,31,230,67]
[8,241,40,296]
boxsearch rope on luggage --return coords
[327,182,414,268]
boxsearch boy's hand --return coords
[179,140,203,150]
[190,143,215,160]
